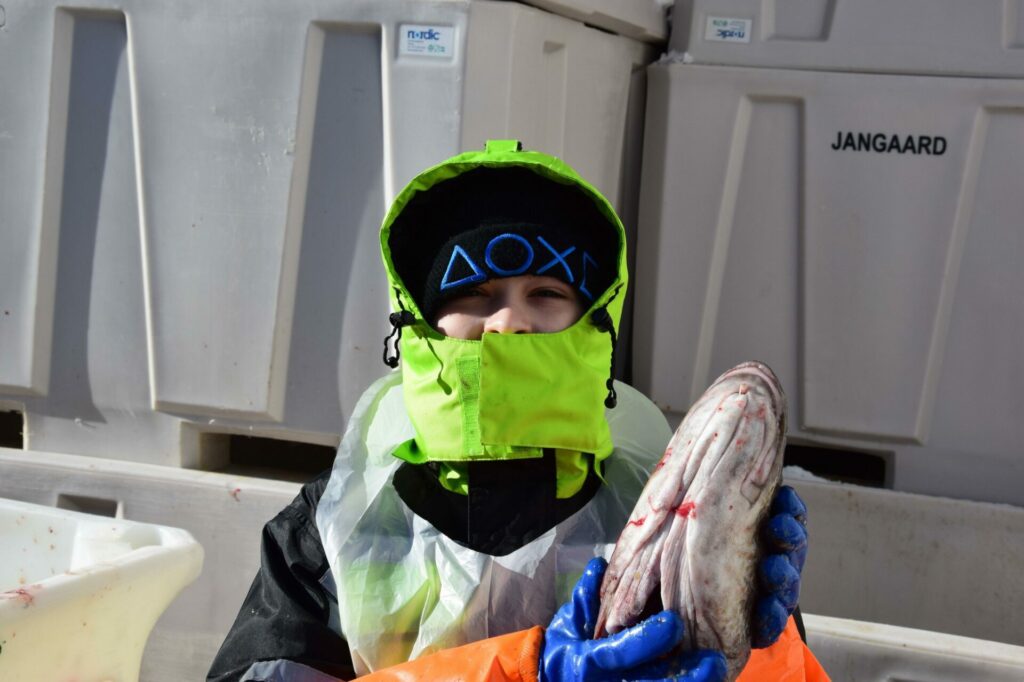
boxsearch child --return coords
[208,141,823,681]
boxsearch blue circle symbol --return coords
[485,233,534,276]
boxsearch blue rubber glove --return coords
[540,557,727,682]
[752,485,809,648]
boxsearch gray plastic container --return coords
[2,449,1021,680]
[790,477,1024,648]
[523,0,669,43]
[672,0,1024,77]
[805,614,1024,681]
[0,0,653,468]
[633,62,1024,506]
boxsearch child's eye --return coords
[450,286,487,299]
[532,288,569,300]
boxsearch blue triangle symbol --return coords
[440,244,486,290]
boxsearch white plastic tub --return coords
[0,497,203,682]
[0,447,300,681]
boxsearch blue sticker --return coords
[535,236,576,283]
[485,233,534,276]
[579,251,598,300]
[440,244,486,290]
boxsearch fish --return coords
[595,361,787,680]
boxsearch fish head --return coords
[711,362,786,504]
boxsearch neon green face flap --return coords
[397,317,614,462]
[395,282,622,463]
[397,324,501,461]
[478,323,611,456]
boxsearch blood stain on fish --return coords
[676,501,696,518]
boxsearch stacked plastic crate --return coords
[0,1,665,679]
[634,0,1024,676]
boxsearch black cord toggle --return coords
[590,308,613,333]
[390,310,416,327]
[383,310,416,368]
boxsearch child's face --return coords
[433,275,583,340]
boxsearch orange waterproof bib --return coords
[738,618,830,681]
[361,618,827,681]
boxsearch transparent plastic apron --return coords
[316,373,671,675]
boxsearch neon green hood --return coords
[379,140,629,490]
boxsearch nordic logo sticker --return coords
[399,24,455,58]
[704,17,752,43]
[440,232,599,300]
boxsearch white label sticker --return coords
[399,24,455,58]
[704,17,752,43]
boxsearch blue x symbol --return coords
[535,236,576,283]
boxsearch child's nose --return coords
[483,305,532,334]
